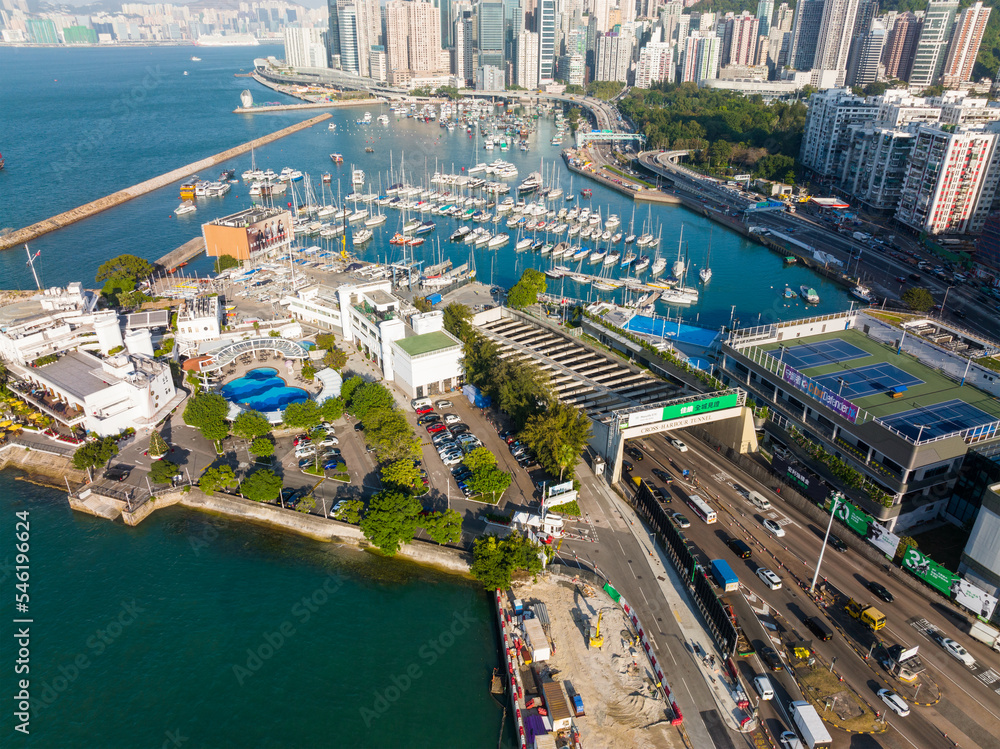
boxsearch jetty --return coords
[234,99,378,114]
[156,236,206,272]
[0,113,331,252]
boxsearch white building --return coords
[175,296,223,354]
[635,41,673,88]
[0,283,101,365]
[476,64,505,91]
[517,29,539,89]
[595,27,634,82]
[799,88,877,177]
[283,26,327,69]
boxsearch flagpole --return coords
[24,245,41,291]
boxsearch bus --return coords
[685,494,717,524]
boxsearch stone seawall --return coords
[0,113,331,251]
[0,444,88,488]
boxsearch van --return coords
[753,675,775,701]
[411,397,432,411]
[728,538,753,559]
[748,490,771,511]
[805,616,834,641]
[757,568,783,590]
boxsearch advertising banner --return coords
[781,363,860,423]
[951,578,999,620]
[901,546,958,596]
[547,481,575,498]
[622,393,740,429]
[867,520,901,559]
[773,456,831,503]
[824,495,871,535]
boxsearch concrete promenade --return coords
[0,113,331,251]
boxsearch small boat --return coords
[175,200,196,215]
[190,56,201,61]
[352,169,365,186]
[604,251,620,266]
[389,233,406,245]
[331,153,344,164]
[365,213,387,227]
[415,221,436,235]
[581,188,592,198]
[353,228,373,244]
[451,226,471,241]
[590,250,607,264]
[800,285,820,303]
[488,233,509,248]
[851,283,873,303]
[612,232,623,243]
[515,237,533,252]
[322,173,332,184]
[634,255,650,272]
[624,234,636,244]
[348,210,368,224]
[365,147,374,153]
[783,286,797,299]
[328,123,337,131]
[699,230,713,283]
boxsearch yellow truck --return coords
[845,598,886,631]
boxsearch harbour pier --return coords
[0,114,331,252]
[156,236,206,272]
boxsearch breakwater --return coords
[0,113,331,251]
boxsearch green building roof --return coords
[395,331,459,357]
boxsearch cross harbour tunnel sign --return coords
[622,393,741,430]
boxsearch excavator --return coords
[589,610,604,649]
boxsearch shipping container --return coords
[426,293,442,305]
[524,618,550,661]
[541,681,573,731]
[711,559,740,592]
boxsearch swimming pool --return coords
[220,367,309,412]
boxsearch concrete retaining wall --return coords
[0,444,88,487]
[0,114,331,251]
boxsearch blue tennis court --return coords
[780,339,871,370]
[878,399,999,441]
[813,363,924,399]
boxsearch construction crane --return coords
[589,611,605,649]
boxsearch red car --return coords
[294,434,310,446]
[426,423,447,434]
[416,405,434,415]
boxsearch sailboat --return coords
[566,175,575,202]
[699,229,713,283]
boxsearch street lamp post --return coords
[941,285,954,316]
[811,493,842,594]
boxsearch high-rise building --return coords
[635,41,673,87]
[384,0,443,83]
[436,0,453,47]
[800,88,878,176]
[517,28,539,87]
[353,0,381,79]
[680,31,720,84]
[478,0,505,69]
[757,0,774,36]
[727,11,760,66]
[789,0,824,70]
[476,64,505,89]
[327,0,343,66]
[812,0,860,86]
[909,0,959,88]
[774,2,795,32]
[338,5,359,73]
[896,124,999,235]
[846,21,885,86]
[942,1,991,88]
[882,11,921,81]
[595,27,633,81]
[537,0,556,82]
[453,9,475,84]
[284,26,329,68]
[369,45,388,81]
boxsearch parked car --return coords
[442,453,463,466]
[298,458,315,469]
[415,405,434,415]
[417,413,440,425]
[761,518,786,537]
[444,414,461,424]
[867,581,894,603]
[450,423,471,435]
[323,459,344,470]
[354,422,365,432]
[435,400,453,409]
[293,434,310,446]
[426,423,447,434]
[942,638,976,667]
[295,445,317,458]
[319,437,339,447]
[104,466,130,482]
[329,501,347,519]
[878,689,910,717]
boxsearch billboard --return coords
[547,481,574,498]
[867,520,901,559]
[951,578,999,620]
[774,456,831,502]
[781,363,860,423]
[622,393,740,429]
[823,495,870,535]
[901,546,958,596]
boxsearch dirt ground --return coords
[513,574,682,749]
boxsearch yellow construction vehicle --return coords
[589,611,604,649]
[845,598,886,631]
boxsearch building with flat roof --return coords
[391,330,463,398]
[720,311,1000,530]
[175,296,223,354]
[958,472,1000,617]
[202,207,293,262]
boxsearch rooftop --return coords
[395,330,460,357]
[363,289,397,308]
[759,328,1000,442]
[32,351,114,399]
[208,206,288,228]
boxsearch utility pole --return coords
[811,493,841,594]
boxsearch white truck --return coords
[788,701,833,748]
[970,620,1000,652]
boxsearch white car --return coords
[329,501,346,519]
[778,732,803,749]
[753,675,774,700]
[436,400,453,409]
[294,445,316,458]
[444,414,461,424]
[320,437,339,447]
[942,638,976,667]
[761,518,786,538]
[878,689,910,717]
[756,568,782,590]
[669,438,688,452]
[442,453,463,466]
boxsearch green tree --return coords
[443,303,473,340]
[466,465,512,501]
[365,409,421,462]
[296,495,316,514]
[360,489,423,555]
[421,509,463,545]
[413,296,435,313]
[302,363,317,381]
[148,431,169,458]
[506,268,548,310]
[493,358,552,429]
[470,533,545,590]
[895,536,918,562]
[149,459,179,485]
[72,437,119,472]
[198,465,238,494]
[332,499,364,523]
[182,393,230,442]
[322,396,346,422]
[585,80,625,100]
[463,447,497,474]
[249,437,275,457]
[520,402,592,480]
[282,400,323,430]
[231,410,271,440]
[902,287,934,312]
[268,329,281,338]
[340,376,365,405]
[315,333,338,351]
[462,330,500,389]
[381,458,422,491]
[95,254,154,283]
[351,382,396,421]
[214,254,241,273]
[323,348,348,370]
[241,468,283,503]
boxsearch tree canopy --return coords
[462,331,550,429]
[443,303,474,341]
[96,254,154,284]
[322,396,346,422]
[249,437,275,457]
[282,400,323,430]
[470,533,545,590]
[422,509,463,545]
[507,268,547,310]
[72,436,119,471]
[360,489,423,555]
[199,464,239,494]
[148,431,169,457]
[365,408,421,462]
[381,458,422,492]
[231,410,271,440]
[462,447,511,501]
[902,286,934,312]
[351,382,396,421]
[183,393,230,442]
[241,468,283,503]
[214,254,241,273]
[149,459,179,485]
[520,402,592,480]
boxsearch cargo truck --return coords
[845,599,887,631]
[970,620,1000,652]
[788,701,833,748]
[711,559,740,592]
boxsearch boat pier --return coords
[0,114,331,252]
[156,236,206,272]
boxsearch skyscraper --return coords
[537,0,556,83]
[384,0,443,83]
[789,0,824,70]
[595,27,633,81]
[453,9,475,84]
[812,0,860,86]
[728,11,760,66]
[909,0,959,88]
[882,11,920,80]
[284,26,329,68]
[354,0,381,79]
[757,0,774,36]
[517,29,539,87]
[942,1,991,88]
[635,42,673,87]
[846,21,885,86]
[327,0,344,66]
[680,31,720,84]
[338,4,359,73]
[478,0,505,69]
